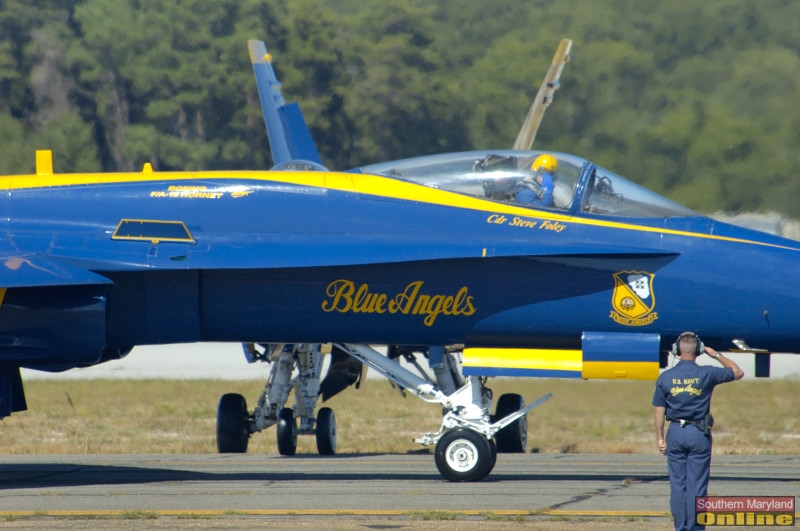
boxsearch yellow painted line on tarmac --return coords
[542,509,800,518]
[6,509,797,519]
[0,510,529,517]
[541,509,670,517]
[0,509,667,517]
[1,509,797,521]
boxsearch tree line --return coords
[2,0,799,216]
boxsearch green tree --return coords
[71,0,287,171]
[0,112,31,174]
[336,0,470,166]
[0,0,98,172]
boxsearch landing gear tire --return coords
[276,407,297,456]
[216,393,249,453]
[315,407,337,456]
[488,438,498,475]
[494,393,527,453]
[434,428,494,482]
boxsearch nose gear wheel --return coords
[434,428,494,482]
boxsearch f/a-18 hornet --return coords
[1,38,793,481]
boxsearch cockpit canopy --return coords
[359,150,696,219]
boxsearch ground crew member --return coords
[652,331,744,531]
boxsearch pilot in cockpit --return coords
[515,154,557,207]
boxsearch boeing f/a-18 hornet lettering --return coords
[0,38,795,481]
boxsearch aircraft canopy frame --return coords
[359,150,698,219]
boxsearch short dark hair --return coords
[678,332,698,356]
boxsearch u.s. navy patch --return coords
[609,271,658,326]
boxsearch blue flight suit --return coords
[652,360,734,531]
[515,173,554,207]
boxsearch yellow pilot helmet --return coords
[531,154,558,173]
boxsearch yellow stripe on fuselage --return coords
[463,348,660,380]
[0,288,5,307]
[2,168,798,252]
[463,348,582,372]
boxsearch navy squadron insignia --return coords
[610,271,658,326]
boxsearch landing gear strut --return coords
[216,343,338,456]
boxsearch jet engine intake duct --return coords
[0,284,107,369]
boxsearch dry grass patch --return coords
[1,378,797,455]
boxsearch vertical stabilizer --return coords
[248,40,323,167]
[513,39,572,150]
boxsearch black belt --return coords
[668,414,714,433]
[668,417,704,425]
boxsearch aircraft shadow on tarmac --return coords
[1,455,796,489]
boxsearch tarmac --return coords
[0,453,797,529]
[12,343,800,528]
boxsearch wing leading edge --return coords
[0,253,112,288]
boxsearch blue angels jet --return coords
[0,38,795,481]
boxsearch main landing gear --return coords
[216,343,337,456]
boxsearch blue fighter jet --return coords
[0,39,795,481]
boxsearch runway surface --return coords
[0,453,797,528]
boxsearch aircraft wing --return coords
[248,40,323,167]
[0,251,112,288]
[512,39,572,150]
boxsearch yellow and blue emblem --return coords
[610,271,658,326]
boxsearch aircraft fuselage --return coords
[2,165,799,372]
